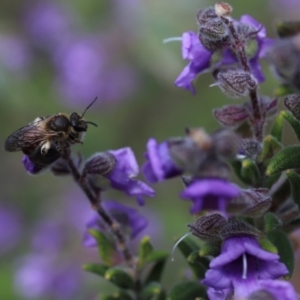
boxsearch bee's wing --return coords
[4,117,55,152]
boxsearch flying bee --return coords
[4,98,98,173]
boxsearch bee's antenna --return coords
[86,121,98,127]
[82,97,98,117]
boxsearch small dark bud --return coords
[284,94,300,120]
[239,138,262,159]
[219,217,260,240]
[276,199,300,225]
[214,2,232,17]
[227,188,271,218]
[84,152,116,175]
[181,175,193,186]
[276,20,300,38]
[214,104,249,127]
[199,19,230,52]
[212,69,257,99]
[211,129,240,159]
[196,7,218,26]
[267,35,300,91]
[187,213,227,241]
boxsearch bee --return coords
[4,98,98,172]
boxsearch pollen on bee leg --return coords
[41,140,51,155]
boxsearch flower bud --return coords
[276,20,300,38]
[187,213,227,241]
[219,217,260,240]
[212,69,257,99]
[199,19,230,51]
[267,34,300,91]
[214,2,232,17]
[84,152,117,175]
[284,94,300,120]
[214,104,249,127]
[196,7,217,26]
[227,188,271,218]
[239,138,262,159]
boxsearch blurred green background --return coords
[1,0,300,299]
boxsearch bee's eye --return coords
[50,115,70,131]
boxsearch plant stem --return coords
[61,147,135,267]
[222,17,263,141]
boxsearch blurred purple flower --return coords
[15,254,82,300]
[0,206,22,253]
[142,138,183,183]
[202,236,289,298]
[31,221,65,254]
[181,178,240,214]
[22,0,74,49]
[53,36,138,106]
[106,147,155,205]
[83,200,148,247]
[0,34,31,73]
[175,15,274,93]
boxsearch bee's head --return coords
[70,97,98,132]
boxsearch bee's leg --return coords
[40,140,51,155]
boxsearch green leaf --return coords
[100,291,133,300]
[258,135,283,163]
[187,251,209,279]
[146,250,169,264]
[104,267,134,289]
[145,255,168,285]
[274,84,294,97]
[270,112,284,142]
[276,20,300,38]
[176,236,199,258]
[266,145,300,176]
[263,212,282,233]
[240,158,261,185]
[282,111,300,141]
[258,235,278,254]
[82,263,108,277]
[141,282,166,300]
[89,229,115,266]
[167,282,207,300]
[138,236,154,269]
[286,169,300,206]
[231,160,253,185]
[267,229,295,278]
[199,241,221,257]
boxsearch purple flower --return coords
[253,279,298,300]
[0,206,22,253]
[53,36,138,107]
[15,254,82,300]
[202,236,289,298]
[22,0,74,49]
[0,34,31,73]
[31,221,65,254]
[181,178,240,214]
[175,15,274,93]
[22,155,43,175]
[106,147,155,205]
[142,138,183,183]
[83,200,148,247]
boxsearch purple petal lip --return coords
[22,156,43,174]
[142,138,182,183]
[83,200,148,248]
